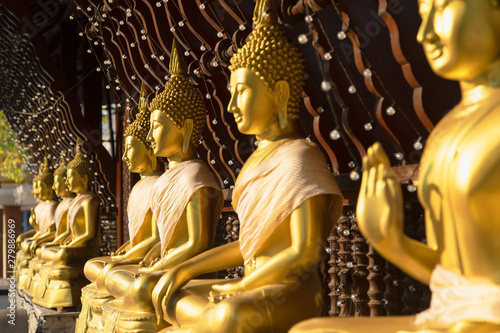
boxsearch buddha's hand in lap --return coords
[212,280,244,296]
[138,257,160,274]
[357,142,404,246]
[152,266,191,326]
[110,250,127,261]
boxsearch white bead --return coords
[364,123,372,131]
[337,31,346,40]
[413,141,423,150]
[407,184,417,192]
[348,85,356,94]
[386,106,396,116]
[363,69,372,77]
[297,34,308,44]
[321,81,332,91]
[329,130,340,140]
[349,170,360,181]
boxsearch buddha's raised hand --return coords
[357,142,404,248]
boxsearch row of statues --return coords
[15,0,500,332]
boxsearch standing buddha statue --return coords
[33,139,101,309]
[25,153,76,297]
[151,1,343,332]
[16,159,58,292]
[98,39,223,333]
[290,0,500,332]
[76,83,161,333]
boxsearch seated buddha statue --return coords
[290,1,500,332]
[16,159,59,291]
[150,2,343,332]
[25,153,76,297]
[33,139,101,308]
[76,83,161,333]
[15,180,39,289]
[97,39,224,333]
[15,180,40,248]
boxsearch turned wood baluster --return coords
[225,215,235,279]
[328,226,340,317]
[350,212,370,316]
[367,243,386,316]
[337,214,354,317]
[225,215,243,279]
[232,217,243,278]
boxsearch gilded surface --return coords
[149,1,343,331]
[290,0,500,332]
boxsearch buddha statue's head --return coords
[146,39,206,159]
[53,152,71,197]
[32,174,41,200]
[228,0,305,137]
[38,159,56,200]
[66,140,93,194]
[417,0,500,81]
[123,83,157,173]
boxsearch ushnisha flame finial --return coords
[149,39,207,146]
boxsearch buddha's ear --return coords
[182,119,194,154]
[82,174,89,190]
[274,80,290,129]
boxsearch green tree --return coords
[0,110,27,182]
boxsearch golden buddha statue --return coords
[33,140,101,308]
[76,83,161,333]
[16,179,40,248]
[25,153,77,297]
[16,159,58,292]
[290,0,500,332]
[97,39,223,333]
[150,2,343,332]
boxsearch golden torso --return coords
[418,86,500,283]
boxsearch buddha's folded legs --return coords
[84,256,112,283]
[167,274,323,333]
[104,264,140,298]
[51,241,100,267]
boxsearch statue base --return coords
[101,298,168,333]
[16,289,80,333]
[289,316,419,333]
[24,259,44,297]
[33,265,89,308]
[76,284,115,333]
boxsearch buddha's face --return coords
[39,181,53,200]
[66,169,85,193]
[53,175,67,197]
[228,68,277,136]
[32,181,39,199]
[417,0,500,81]
[147,110,183,158]
[122,136,152,173]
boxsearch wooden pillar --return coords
[3,206,21,279]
